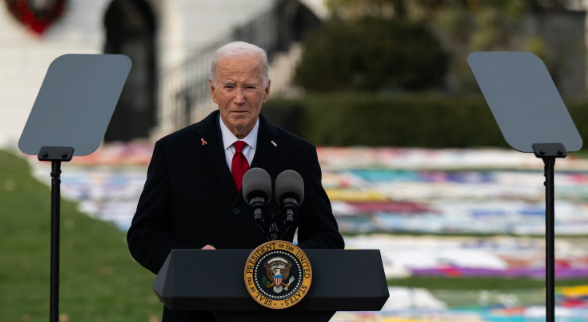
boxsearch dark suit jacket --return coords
[127,110,344,321]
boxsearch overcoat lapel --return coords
[192,111,238,200]
[250,114,281,170]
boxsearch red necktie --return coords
[231,141,249,191]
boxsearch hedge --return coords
[262,94,588,148]
[294,18,448,92]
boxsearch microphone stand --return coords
[269,221,279,241]
[258,208,297,242]
[281,198,297,237]
[250,196,269,239]
[255,211,281,241]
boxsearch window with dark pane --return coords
[103,0,156,142]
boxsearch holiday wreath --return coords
[4,0,67,35]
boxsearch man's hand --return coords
[202,245,216,250]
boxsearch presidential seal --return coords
[244,240,312,309]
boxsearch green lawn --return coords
[389,276,588,308]
[388,276,587,290]
[0,150,161,321]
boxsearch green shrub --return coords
[294,18,448,92]
[263,94,588,148]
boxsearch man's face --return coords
[209,54,270,138]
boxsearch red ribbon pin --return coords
[201,138,207,145]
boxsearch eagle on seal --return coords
[264,257,294,290]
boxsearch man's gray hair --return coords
[210,41,269,86]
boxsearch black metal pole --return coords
[543,157,555,322]
[50,160,61,322]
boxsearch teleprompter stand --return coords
[532,142,567,319]
[18,55,131,322]
[39,146,74,322]
[469,52,583,322]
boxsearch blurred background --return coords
[2,0,588,321]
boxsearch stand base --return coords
[213,311,335,322]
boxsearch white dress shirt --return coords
[219,117,259,171]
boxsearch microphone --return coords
[275,170,304,236]
[242,168,272,236]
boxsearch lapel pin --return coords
[201,138,208,146]
[271,140,277,147]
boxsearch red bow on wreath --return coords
[4,0,67,36]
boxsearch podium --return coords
[153,249,389,322]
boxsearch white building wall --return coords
[175,0,274,58]
[154,0,184,70]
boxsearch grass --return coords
[388,276,588,307]
[388,276,587,290]
[0,150,161,322]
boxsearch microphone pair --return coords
[242,168,304,240]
